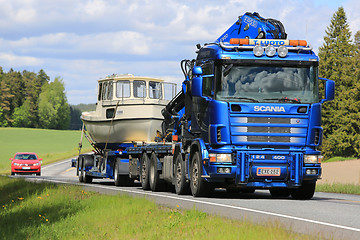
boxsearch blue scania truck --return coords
[78,12,334,200]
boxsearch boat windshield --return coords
[134,80,146,98]
[149,81,162,99]
[215,63,319,104]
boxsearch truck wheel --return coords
[149,152,164,191]
[174,154,190,195]
[190,152,213,197]
[291,182,316,200]
[140,153,150,190]
[78,158,84,182]
[270,188,290,198]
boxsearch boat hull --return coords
[83,117,163,145]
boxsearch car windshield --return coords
[15,154,37,160]
[215,63,319,104]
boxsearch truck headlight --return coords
[304,155,323,164]
[209,153,232,163]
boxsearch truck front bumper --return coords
[203,151,321,188]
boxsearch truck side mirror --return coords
[192,66,203,75]
[192,66,203,97]
[319,78,335,103]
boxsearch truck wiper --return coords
[263,97,301,103]
[222,96,259,102]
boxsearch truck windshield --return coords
[215,63,319,103]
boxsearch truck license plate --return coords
[257,168,280,176]
[22,167,31,170]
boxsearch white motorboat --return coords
[81,74,176,149]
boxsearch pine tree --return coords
[318,7,360,158]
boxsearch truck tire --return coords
[190,151,214,197]
[149,152,165,191]
[140,153,150,190]
[82,155,93,183]
[78,158,84,182]
[291,182,316,200]
[114,159,133,187]
[270,188,290,198]
[174,154,190,195]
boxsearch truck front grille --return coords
[230,115,308,146]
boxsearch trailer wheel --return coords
[174,154,190,195]
[83,167,93,183]
[114,159,133,187]
[140,153,150,190]
[291,182,316,200]
[78,158,84,182]
[82,155,93,183]
[190,151,213,197]
[149,152,165,191]
[270,188,290,198]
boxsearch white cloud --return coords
[78,0,107,19]
[1,31,151,56]
[0,52,43,67]
[14,8,37,23]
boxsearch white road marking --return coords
[43,178,360,233]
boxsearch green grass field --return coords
[316,183,360,195]
[0,127,92,174]
[0,176,319,240]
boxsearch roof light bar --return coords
[228,38,308,47]
[220,38,312,51]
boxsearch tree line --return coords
[0,68,70,129]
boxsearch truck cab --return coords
[185,38,334,198]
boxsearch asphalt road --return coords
[14,158,360,240]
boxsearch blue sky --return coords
[0,0,359,104]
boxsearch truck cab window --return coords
[202,62,214,97]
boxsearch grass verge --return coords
[0,127,92,174]
[316,183,360,195]
[0,176,319,240]
[324,156,356,163]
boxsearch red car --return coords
[10,152,42,176]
